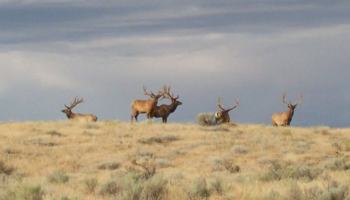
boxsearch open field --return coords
[1,121,350,200]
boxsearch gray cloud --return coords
[0,1,349,126]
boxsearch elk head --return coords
[214,97,240,124]
[62,97,84,118]
[282,93,303,114]
[164,86,182,107]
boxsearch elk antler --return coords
[143,85,156,97]
[217,97,225,111]
[282,93,290,105]
[164,85,179,100]
[66,97,84,110]
[298,94,304,105]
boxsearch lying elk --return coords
[272,94,303,126]
[62,97,97,122]
[214,97,240,124]
[131,86,165,122]
[152,86,182,123]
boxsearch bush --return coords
[209,178,223,195]
[99,180,121,196]
[47,170,69,184]
[231,145,249,154]
[222,159,240,174]
[138,135,179,145]
[197,113,216,126]
[1,185,44,200]
[261,162,321,181]
[324,158,350,171]
[140,175,168,200]
[84,178,98,194]
[98,162,120,170]
[188,178,211,199]
[0,161,14,175]
[284,181,349,200]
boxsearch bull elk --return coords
[272,94,303,126]
[61,97,97,122]
[130,86,165,122]
[152,86,182,123]
[214,97,240,124]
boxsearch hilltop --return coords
[0,121,350,200]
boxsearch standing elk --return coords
[130,86,165,122]
[214,97,240,124]
[152,86,182,123]
[272,94,303,126]
[62,97,97,122]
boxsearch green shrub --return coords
[140,175,168,200]
[48,170,69,184]
[84,178,98,194]
[1,185,44,200]
[324,158,350,171]
[197,113,216,126]
[261,162,321,181]
[99,180,121,196]
[188,178,211,199]
[138,135,179,145]
[209,178,223,195]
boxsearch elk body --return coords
[214,97,240,124]
[272,94,303,126]
[152,86,182,123]
[130,86,165,122]
[62,97,97,122]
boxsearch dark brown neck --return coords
[66,111,75,119]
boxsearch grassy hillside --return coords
[1,121,350,200]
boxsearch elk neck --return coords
[66,110,75,119]
[287,107,295,119]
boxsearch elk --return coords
[152,86,182,123]
[61,97,97,122]
[130,86,165,122]
[272,94,303,126]
[214,97,240,124]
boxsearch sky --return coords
[0,0,349,127]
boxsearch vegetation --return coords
[0,121,350,199]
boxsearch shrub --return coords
[188,178,211,199]
[209,178,223,195]
[119,172,144,200]
[261,162,321,182]
[140,175,168,200]
[98,162,120,170]
[0,161,14,175]
[197,113,216,126]
[222,159,240,174]
[284,180,349,200]
[1,185,44,200]
[138,135,179,145]
[324,157,350,171]
[46,130,64,137]
[48,170,69,184]
[84,178,98,194]
[286,182,303,200]
[99,180,121,196]
[231,145,249,154]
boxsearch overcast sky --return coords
[0,0,349,126]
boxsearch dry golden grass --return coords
[1,121,350,199]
